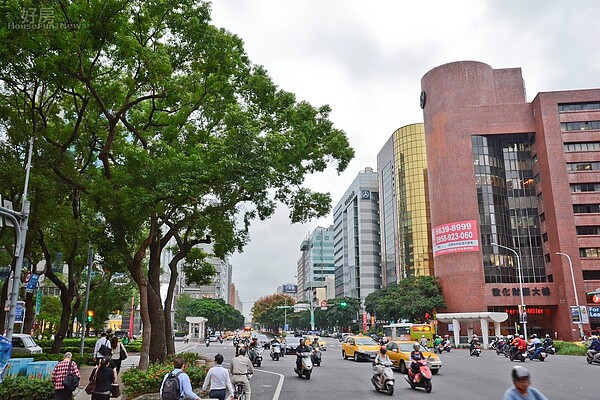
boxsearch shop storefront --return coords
[488,306,554,337]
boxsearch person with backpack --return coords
[160,357,200,400]
[51,352,81,400]
[201,354,234,400]
[93,329,113,364]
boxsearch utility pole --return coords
[80,243,94,356]
[0,138,34,342]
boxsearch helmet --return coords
[380,346,387,354]
[519,335,524,339]
[531,334,537,339]
[413,343,420,350]
[472,334,478,337]
[421,335,425,338]
[592,335,598,340]
[545,334,550,338]
[507,335,514,340]
[511,366,530,381]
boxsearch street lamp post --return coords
[491,242,528,340]
[556,252,585,339]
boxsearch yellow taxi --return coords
[305,335,327,351]
[342,335,380,361]
[385,341,442,374]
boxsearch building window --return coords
[571,183,600,192]
[567,161,600,172]
[560,121,600,131]
[573,204,600,213]
[564,142,600,152]
[558,102,600,112]
[576,226,600,235]
[539,212,545,222]
[580,248,600,258]
[544,253,551,263]
[582,270,600,280]
[542,233,548,242]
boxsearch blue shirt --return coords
[589,339,600,351]
[503,387,547,400]
[160,368,200,400]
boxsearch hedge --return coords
[0,377,54,400]
[554,340,588,356]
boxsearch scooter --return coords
[495,340,506,355]
[311,347,322,367]
[248,347,263,367]
[470,344,481,357]
[371,360,395,395]
[294,351,313,379]
[205,337,210,347]
[509,347,528,362]
[270,342,282,361]
[405,358,432,393]
[443,342,452,353]
[528,346,547,361]
[586,349,600,365]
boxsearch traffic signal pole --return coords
[79,243,94,356]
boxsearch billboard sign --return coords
[589,306,600,318]
[432,220,479,257]
[282,284,297,294]
[570,306,581,323]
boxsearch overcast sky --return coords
[208,0,600,317]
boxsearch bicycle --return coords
[234,382,246,400]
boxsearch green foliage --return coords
[10,351,94,366]
[122,356,207,398]
[554,341,587,356]
[252,294,296,331]
[314,297,361,330]
[175,295,243,331]
[0,377,54,400]
[182,248,217,286]
[364,276,446,322]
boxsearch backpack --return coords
[160,370,182,400]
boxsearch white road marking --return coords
[254,368,285,400]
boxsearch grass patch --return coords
[554,341,587,356]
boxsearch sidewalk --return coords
[74,355,140,400]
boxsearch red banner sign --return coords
[432,220,479,257]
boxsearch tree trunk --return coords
[148,233,166,362]
[163,254,182,356]
[23,290,35,334]
[70,295,81,338]
[52,290,73,353]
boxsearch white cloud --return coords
[212,0,600,317]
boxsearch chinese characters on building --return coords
[491,287,551,297]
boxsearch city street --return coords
[190,338,599,400]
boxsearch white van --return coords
[11,334,43,355]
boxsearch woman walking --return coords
[110,336,128,374]
[89,357,116,400]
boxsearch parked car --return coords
[385,341,442,375]
[10,334,43,355]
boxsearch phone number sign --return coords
[432,220,479,257]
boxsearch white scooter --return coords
[371,360,395,395]
[294,351,313,379]
[270,342,282,361]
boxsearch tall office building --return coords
[377,124,433,287]
[421,61,600,339]
[333,168,382,303]
[297,226,335,302]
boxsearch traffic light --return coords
[87,310,94,323]
[339,302,347,308]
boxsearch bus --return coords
[383,323,435,346]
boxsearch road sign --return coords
[25,274,39,293]
[320,300,327,307]
[15,301,25,323]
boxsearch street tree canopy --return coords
[252,294,295,331]
[364,276,446,323]
[175,295,243,332]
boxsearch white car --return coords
[11,334,43,355]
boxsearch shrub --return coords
[11,351,95,365]
[554,341,587,356]
[0,377,54,400]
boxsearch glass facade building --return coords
[297,226,335,302]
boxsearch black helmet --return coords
[512,366,530,381]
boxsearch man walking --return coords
[201,354,234,400]
[160,357,200,400]
[51,352,81,400]
[93,329,113,364]
[230,347,254,400]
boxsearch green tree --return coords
[0,0,353,368]
[190,298,243,332]
[252,294,295,332]
[365,276,446,322]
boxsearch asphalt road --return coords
[190,337,599,400]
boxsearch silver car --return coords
[11,334,43,355]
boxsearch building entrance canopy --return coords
[436,312,508,349]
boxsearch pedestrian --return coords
[110,335,128,375]
[503,366,547,400]
[93,329,113,364]
[230,347,253,400]
[184,334,189,344]
[89,357,116,400]
[51,352,81,400]
[160,356,200,400]
[201,354,234,400]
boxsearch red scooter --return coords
[405,358,433,393]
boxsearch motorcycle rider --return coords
[589,335,600,355]
[433,335,443,352]
[248,337,259,363]
[295,338,311,372]
[372,346,391,384]
[469,334,480,353]
[230,348,254,400]
[503,366,547,400]
[527,334,544,360]
[420,335,428,348]
[511,335,527,358]
[410,342,425,382]
[542,334,554,349]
